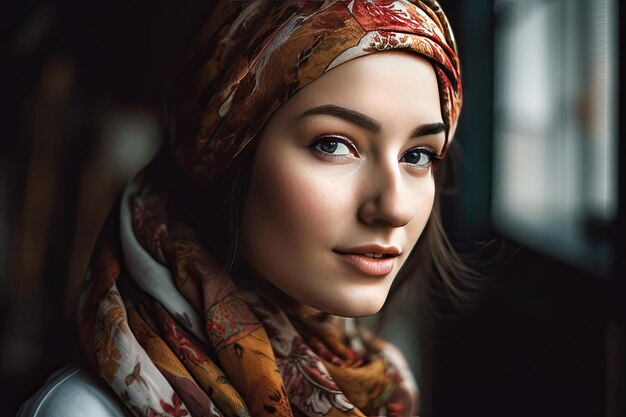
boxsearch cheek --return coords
[242,150,355,262]
[407,178,436,245]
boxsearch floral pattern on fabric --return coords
[206,296,262,352]
[278,335,353,415]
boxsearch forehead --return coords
[269,51,443,126]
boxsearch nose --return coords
[358,160,415,228]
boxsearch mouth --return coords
[360,253,394,259]
[333,245,401,276]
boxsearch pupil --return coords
[406,151,428,165]
[321,141,338,153]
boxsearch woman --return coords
[19,1,469,416]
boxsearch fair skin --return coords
[241,51,445,317]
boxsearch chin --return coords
[313,294,387,318]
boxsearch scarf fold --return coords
[78,176,418,417]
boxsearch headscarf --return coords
[77,1,462,417]
[173,0,462,186]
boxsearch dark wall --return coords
[1,1,209,412]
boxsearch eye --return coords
[310,135,356,157]
[400,147,438,167]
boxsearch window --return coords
[493,0,617,275]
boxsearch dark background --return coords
[1,1,624,416]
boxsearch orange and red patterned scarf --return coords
[77,1,462,416]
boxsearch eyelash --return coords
[310,135,359,159]
[309,135,442,168]
[400,147,442,168]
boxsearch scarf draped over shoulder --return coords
[78,177,418,417]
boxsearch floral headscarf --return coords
[173,0,461,186]
[77,1,462,416]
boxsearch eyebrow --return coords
[298,104,447,138]
[409,122,447,138]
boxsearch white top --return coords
[17,366,128,417]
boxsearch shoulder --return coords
[17,366,128,417]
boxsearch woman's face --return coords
[241,52,445,317]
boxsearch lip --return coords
[334,244,401,257]
[333,245,401,277]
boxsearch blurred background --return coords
[1,0,623,416]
